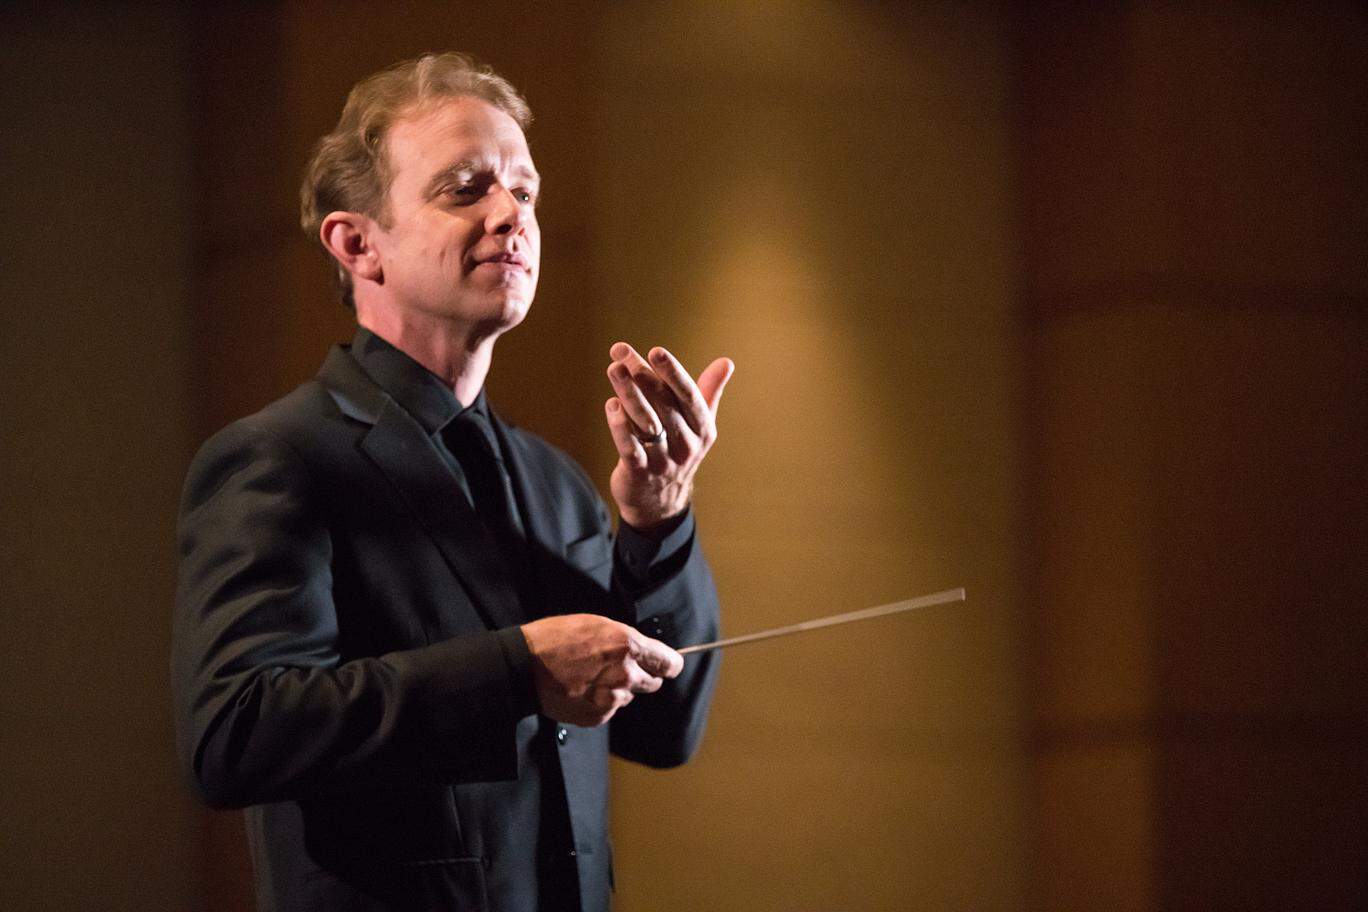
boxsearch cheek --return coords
[431,229,475,277]
[390,229,443,272]
[525,222,542,265]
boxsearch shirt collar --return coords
[346,326,488,434]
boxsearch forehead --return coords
[385,96,534,191]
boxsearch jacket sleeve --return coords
[606,508,724,769]
[171,422,533,809]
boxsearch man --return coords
[172,52,732,911]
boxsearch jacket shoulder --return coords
[238,378,344,441]
[183,379,354,500]
[200,376,348,450]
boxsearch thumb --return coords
[698,357,734,414]
[631,632,684,679]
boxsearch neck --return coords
[356,306,499,407]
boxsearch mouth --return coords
[474,251,530,271]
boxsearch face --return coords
[367,96,540,333]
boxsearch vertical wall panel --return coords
[0,3,199,910]
[596,4,1026,909]
[1022,4,1368,909]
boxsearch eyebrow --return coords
[423,160,541,199]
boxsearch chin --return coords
[475,293,532,336]
[502,287,534,321]
[500,302,530,331]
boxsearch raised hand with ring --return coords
[603,341,734,532]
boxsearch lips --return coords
[475,251,529,270]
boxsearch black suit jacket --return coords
[172,343,721,911]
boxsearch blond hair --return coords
[300,52,532,309]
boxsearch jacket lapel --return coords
[318,346,527,633]
[489,410,566,562]
[491,407,602,623]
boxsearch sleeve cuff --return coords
[494,625,539,719]
[615,509,695,588]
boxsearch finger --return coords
[612,344,680,418]
[611,343,705,459]
[587,676,634,709]
[604,399,648,470]
[656,403,699,465]
[630,632,684,679]
[628,364,692,440]
[583,689,630,726]
[610,341,650,372]
[607,361,663,439]
[627,665,664,694]
[646,347,712,435]
[621,372,699,464]
[617,355,701,459]
[697,357,735,414]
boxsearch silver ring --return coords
[635,426,667,446]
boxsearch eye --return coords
[515,189,534,204]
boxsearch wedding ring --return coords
[634,426,667,446]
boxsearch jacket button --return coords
[556,727,569,745]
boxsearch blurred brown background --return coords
[2,2,1364,910]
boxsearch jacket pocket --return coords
[565,532,612,576]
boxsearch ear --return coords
[320,211,383,283]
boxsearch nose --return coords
[486,185,528,237]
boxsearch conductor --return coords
[172,51,732,912]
